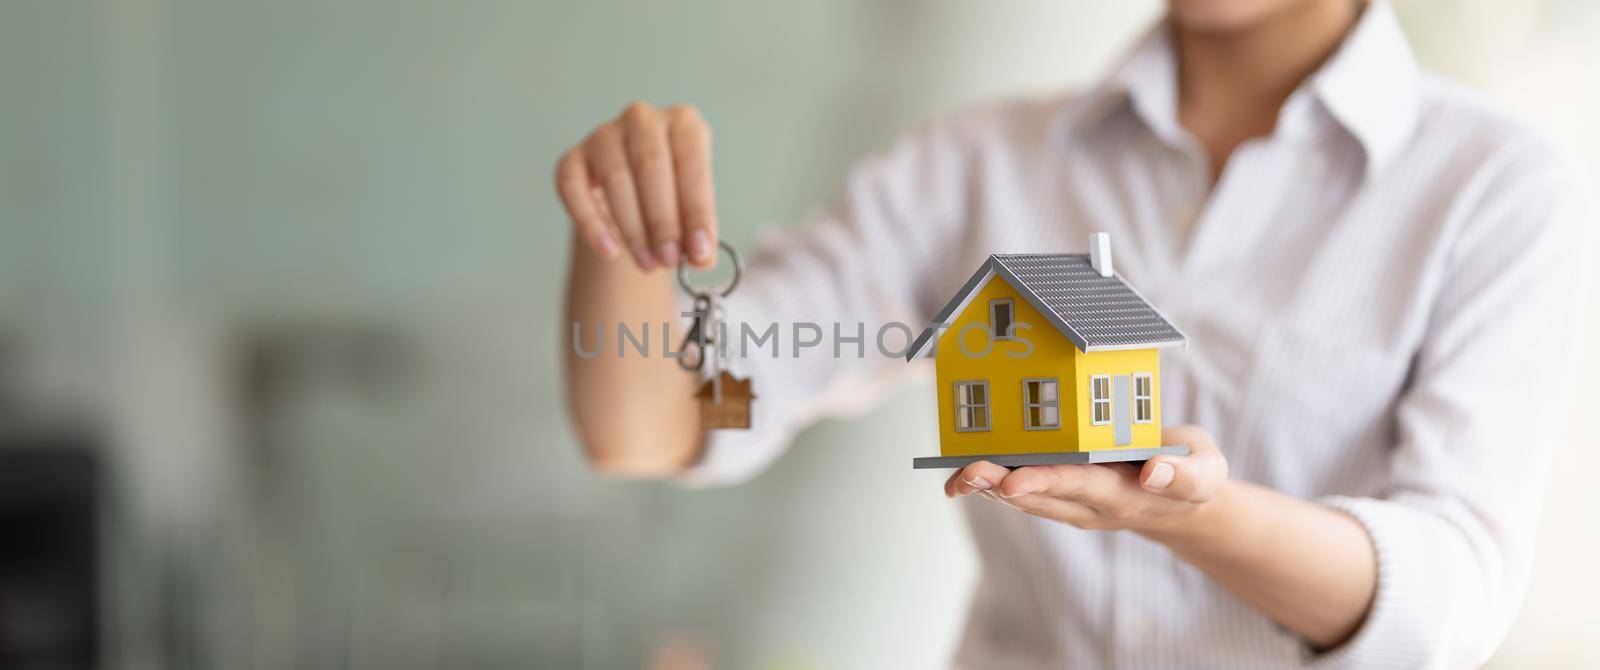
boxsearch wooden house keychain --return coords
[678,242,756,429]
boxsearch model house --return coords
[906,234,1189,468]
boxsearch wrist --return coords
[1139,478,1242,549]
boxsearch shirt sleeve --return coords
[674,116,980,488]
[1310,141,1593,668]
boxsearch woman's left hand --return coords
[943,425,1229,535]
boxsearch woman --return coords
[557,0,1588,666]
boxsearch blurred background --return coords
[2,1,1598,668]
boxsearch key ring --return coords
[678,241,743,298]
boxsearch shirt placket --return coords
[1177,93,1317,280]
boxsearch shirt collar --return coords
[1057,1,1420,177]
[1055,22,1183,148]
[1308,1,1420,176]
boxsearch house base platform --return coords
[912,446,1190,469]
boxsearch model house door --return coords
[1112,374,1132,446]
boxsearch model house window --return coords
[1022,378,1060,430]
[1133,373,1153,423]
[954,381,991,432]
[1090,375,1111,425]
[989,299,1014,341]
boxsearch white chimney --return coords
[1090,232,1114,277]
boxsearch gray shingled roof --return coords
[906,253,1186,360]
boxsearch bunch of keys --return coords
[678,241,755,430]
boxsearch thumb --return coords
[1139,425,1227,502]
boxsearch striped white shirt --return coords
[678,2,1592,667]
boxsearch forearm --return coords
[564,239,702,476]
[1143,480,1377,649]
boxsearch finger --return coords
[998,493,1100,526]
[1139,455,1225,502]
[589,186,627,251]
[998,464,1123,502]
[589,186,617,228]
[585,123,656,271]
[1141,425,1229,502]
[554,149,622,260]
[951,461,1011,497]
[943,467,987,498]
[1163,424,1223,459]
[667,105,718,268]
[621,102,681,268]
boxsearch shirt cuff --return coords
[1307,495,1456,669]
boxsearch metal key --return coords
[677,242,753,429]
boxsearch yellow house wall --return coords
[1071,347,1162,450]
[933,277,1079,457]
[932,276,1164,456]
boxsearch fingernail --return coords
[688,229,713,264]
[592,231,621,259]
[962,476,991,492]
[633,248,658,271]
[1145,462,1175,490]
[655,241,681,267]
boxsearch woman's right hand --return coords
[554,102,719,271]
